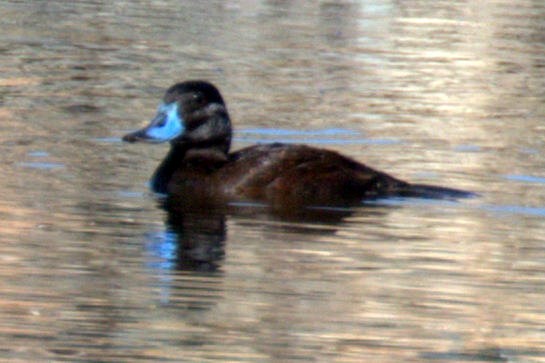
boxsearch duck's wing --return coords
[223,143,406,206]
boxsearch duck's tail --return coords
[395,183,478,200]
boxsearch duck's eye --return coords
[193,92,203,103]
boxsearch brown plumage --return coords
[123,80,474,210]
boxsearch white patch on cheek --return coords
[147,103,185,141]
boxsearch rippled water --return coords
[1,1,545,362]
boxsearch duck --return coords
[123,80,474,209]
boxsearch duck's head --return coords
[123,80,232,153]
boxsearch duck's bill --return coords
[122,102,184,143]
[122,126,157,143]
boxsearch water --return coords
[1,0,545,362]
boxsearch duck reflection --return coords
[141,200,227,309]
[156,196,362,269]
[153,199,227,273]
[144,195,395,310]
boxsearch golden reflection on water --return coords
[1,0,545,362]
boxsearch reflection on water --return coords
[160,206,227,272]
[1,0,545,362]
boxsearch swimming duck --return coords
[123,80,473,208]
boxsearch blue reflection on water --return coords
[364,197,460,208]
[20,150,65,170]
[234,137,401,145]
[93,137,123,143]
[117,190,145,198]
[503,174,545,184]
[519,147,538,154]
[28,151,49,157]
[235,127,401,145]
[239,127,359,136]
[483,204,545,217]
[453,144,481,152]
[18,162,65,170]
[144,229,178,303]
[366,197,545,218]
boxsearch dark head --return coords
[123,80,232,153]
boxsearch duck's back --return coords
[204,143,408,207]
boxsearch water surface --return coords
[1,1,545,362]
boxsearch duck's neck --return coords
[150,141,230,194]
[150,145,188,194]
